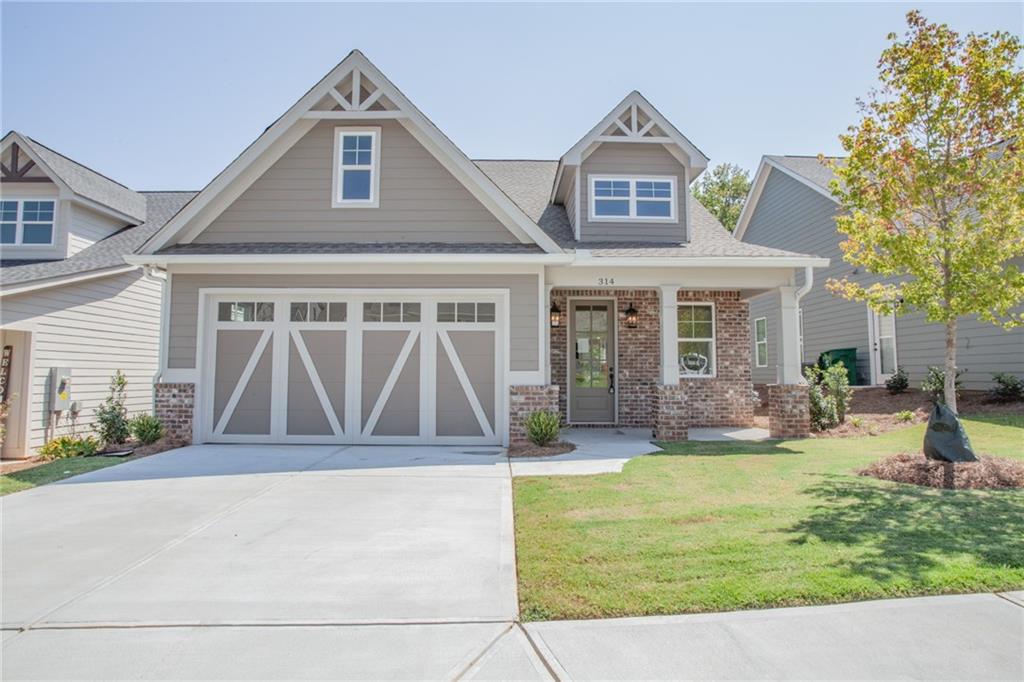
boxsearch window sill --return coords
[588,216,678,224]
[331,199,380,209]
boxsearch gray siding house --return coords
[128,51,828,447]
[737,155,1024,391]
[0,132,194,457]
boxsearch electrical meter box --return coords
[50,367,72,412]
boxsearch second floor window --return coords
[590,176,676,222]
[333,127,380,207]
[0,199,56,245]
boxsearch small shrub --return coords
[805,366,839,431]
[922,366,963,403]
[895,410,915,423]
[850,416,864,428]
[38,435,100,460]
[129,414,165,445]
[524,410,561,447]
[820,362,853,422]
[990,372,1024,403]
[885,367,909,394]
[95,370,130,445]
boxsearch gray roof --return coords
[476,159,811,259]
[766,155,843,193]
[158,241,544,255]
[1,192,195,288]
[10,133,148,222]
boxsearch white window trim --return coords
[0,197,58,246]
[678,301,716,378]
[588,174,677,224]
[754,316,768,368]
[332,126,381,208]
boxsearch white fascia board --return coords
[0,265,138,298]
[141,51,563,255]
[126,253,573,267]
[568,252,830,269]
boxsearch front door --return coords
[869,309,898,385]
[569,300,615,423]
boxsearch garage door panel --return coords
[223,339,273,436]
[213,330,265,429]
[301,330,346,424]
[365,335,420,437]
[286,336,333,436]
[448,331,496,430]
[436,342,484,437]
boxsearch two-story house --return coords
[125,51,827,448]
[738,155,1024,391]
[0,132,194,457]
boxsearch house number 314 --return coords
[597,277,615,286]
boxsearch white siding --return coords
[0,269,162,452]
[67,204,125,256]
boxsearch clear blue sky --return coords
[2,2,1020,191]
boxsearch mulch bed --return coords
[860,452,1024,490]
[508,441,576,458]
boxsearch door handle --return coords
[608,366,615,394]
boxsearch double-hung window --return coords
[0,199,56,245]
[333,127,380,207]
[754,317,768,367]
[678,303,716,377]
[590,176,676,222]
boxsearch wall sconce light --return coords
[624,303,639,328]
[550,302,562,327]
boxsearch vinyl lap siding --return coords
[748,292,780,385]
[167,273,540,371]
[67,204,125,256]
[580,143,687,242]
[0,269,162,451]
[743,169,1023,388]
[195,119,517,244]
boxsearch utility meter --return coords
[50,367,72,412]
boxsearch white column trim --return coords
[778,285,803,384]
[659,285,680,385]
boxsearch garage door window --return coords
[218,301,274,322]
[290,301,347,322]
[438,302,496,323]
[363,301,421,323]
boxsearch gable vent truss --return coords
[305,68,403,120]
[597,104,671,144]
[1,143,48,183]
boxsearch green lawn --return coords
[514,415,1024,621]
[0,455,134,496]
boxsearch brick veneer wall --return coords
[675,290,755,428]
[154,383,195,444]
[509,384,560,445]
[549,289,660,426]
[767,383,811,438]
[653,385,688,440]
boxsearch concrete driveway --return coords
[2,444,550,680]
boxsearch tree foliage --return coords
[692,163,751,231]
[825,11,1024,411]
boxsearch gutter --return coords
[126,253,576,266]
[795,265,815,302]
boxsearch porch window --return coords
[677,303,715,377]
[333,127,380,207]
[754,317,768,367]
[590,176,676,222]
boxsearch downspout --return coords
[142,265,169,385]
[795,265,814,303]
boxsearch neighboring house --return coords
[737,155,1024,391]
[0,131,194,458]
[129,50,827,447]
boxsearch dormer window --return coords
[590,175,676,222]
[333,127,380,208]
[0,199,56,245]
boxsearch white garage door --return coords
[200,291,506,445]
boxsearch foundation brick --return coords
[154,383,195,444]
[508,384,560,445]
[767,383,811,438]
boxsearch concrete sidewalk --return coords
[526,593,1024,681]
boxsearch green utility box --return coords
[818,348,858,385]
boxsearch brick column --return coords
[154,383,195,444]
[767,383,810,438]
[653,385,688,441]
[509,385,560,445]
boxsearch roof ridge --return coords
[22,134,138,193]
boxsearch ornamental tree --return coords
[826,11,1024,413]
[692,163,751,231]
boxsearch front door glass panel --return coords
[574,305,610,388]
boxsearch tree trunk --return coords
[944,318,958,414]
